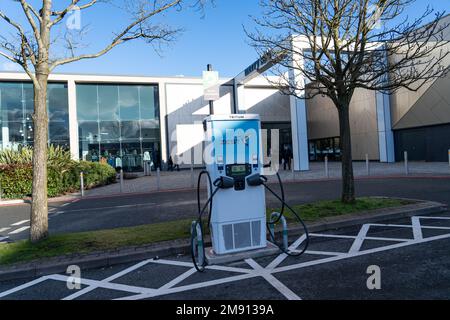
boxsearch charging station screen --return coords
[231,165,246,174]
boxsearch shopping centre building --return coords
[0,17,449,172]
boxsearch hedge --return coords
[0,161,116,199]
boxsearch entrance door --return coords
[262,122,293,165]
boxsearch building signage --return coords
[203,70,220,101]
[244,51,272,77]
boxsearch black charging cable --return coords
[248,172,309,257]
[192,171,234,272]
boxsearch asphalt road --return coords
[1,177,450,242]
[1,210,449,300]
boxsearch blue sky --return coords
[0,0,448,78]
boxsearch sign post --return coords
[203,64,219,115]
[366,154,370,176]
[404,151,409,175]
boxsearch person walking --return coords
[143,151,152,176]
[282,144,292,171]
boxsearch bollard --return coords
[120,169,124,193]
[269,223,275,241]
[80,172,85,197]
[404,151,409,175]
[325,156,329,178]
[190,164,194,188]
[366,154,370,176]
[291,165,295,181]
[156,168,161,191]
[270,212,289,251]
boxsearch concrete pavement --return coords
[82,161,450,197]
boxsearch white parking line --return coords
[117,273,258,301]
[348,224,370,253]
[0,227,11,233]
[11,220,29,226]
[370,223,450,230]
[8,226,30,234]
[273,232,450,274]
[411,217,423,240]
[63,259,154,300]
[266,234,307,270]
[0,236,9,242]
[49,274,156,295]
[303,250,344,256]
[0,276,50,298]
[417,216,450,220]
[2,215,450,301]
[246,258,302,300]
[159,268,197,290]
[310,233,410,242]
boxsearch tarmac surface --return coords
[1,210,449,300]
[1,177,450,242]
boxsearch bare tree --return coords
[247,0,449,203]
[0,0,208,242]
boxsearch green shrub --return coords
[0,146,73,168]
[0,164,33,199]
[0,148,33,165]
[74,161,117,188]
[0,147,116,199]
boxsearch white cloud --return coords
[1,62,21,72]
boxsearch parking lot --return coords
[1,211,449,300]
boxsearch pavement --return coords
[1,210,449,300]
[1,177,450,243]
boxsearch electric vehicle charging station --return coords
[191,114,309,272]
[206,114,267,255]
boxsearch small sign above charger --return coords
[203,70,220,101]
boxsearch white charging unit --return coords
[204,114,267,255]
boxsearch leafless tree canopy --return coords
[247,0,450,106]
[0,0,210,242]
[0,0,208,84]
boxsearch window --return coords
[98,85,119,121]
[76,83,160,172]
[121,121,140,139]
[99,121,121,140]
[140,86,158,120]
[78,121,99,142]
[76,84,98,121]
[309,137,342,161]
[0,82,69,150]
[119,85,140,120]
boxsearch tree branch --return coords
[50,0,182,70]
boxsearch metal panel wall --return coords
[394,123,450,162]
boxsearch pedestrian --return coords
[143,151,152,176]
[282,144,292,171]
[168,156,174,171]
[169,155,180,172]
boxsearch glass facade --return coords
[76,83,160,172]
[309,137,341,161]
[0,82,69,150]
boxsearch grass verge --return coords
[268,197,412,222]
[0,197,412,266]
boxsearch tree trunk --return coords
[30,71,49,243]
[338,99,355,204]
